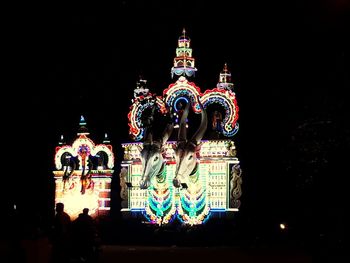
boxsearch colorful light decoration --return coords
[128,76,240,140]
[53,117,114,219]
[58,176,100,218]
[121,141,241,225]
[128,82,240,140]
[163,76,202,113]
[176,165,211,225]
[128,94,166,141]
[145,168,177,224]
[201,88,239,137]
[122,30,242,226]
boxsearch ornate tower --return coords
[133,75,149,98]
[53,116,115,219]
[217,63,234,91]
[171,29,197,79]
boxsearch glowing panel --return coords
[129,164,147,209]
[208,162,227,210]
[54,174,113,219]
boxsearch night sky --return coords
[4,0,349,246]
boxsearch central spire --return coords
[171,28,197,79]
[77,115,90,136]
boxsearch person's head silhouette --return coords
[82,208,89,215]
[56,202,64,213]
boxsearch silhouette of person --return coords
[51,202,71,262]
[72,208,97,262]
[212,110,223,132]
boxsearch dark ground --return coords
[1,215,347,263]
[98,245,312,263]
[2,225,314,263]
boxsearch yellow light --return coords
[57,192,99,220]
[56,177,100,220]
[280,223,286,230]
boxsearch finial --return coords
[103,132,111,143]
[217,63,234,90]
[59,134,66,145]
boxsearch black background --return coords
[4,0,349,248]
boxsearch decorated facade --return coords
[53,116,115,219]
[121,29,242,225]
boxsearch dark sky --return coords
[5,0,349,240]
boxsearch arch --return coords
[201,88,239,137]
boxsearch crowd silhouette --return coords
[51,203,99,263]
[2,200,318,263]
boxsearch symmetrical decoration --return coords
[53,116,114,219]
[122,30,242,226]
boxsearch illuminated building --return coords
[121,30,242,225]
[53,116,114,219]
